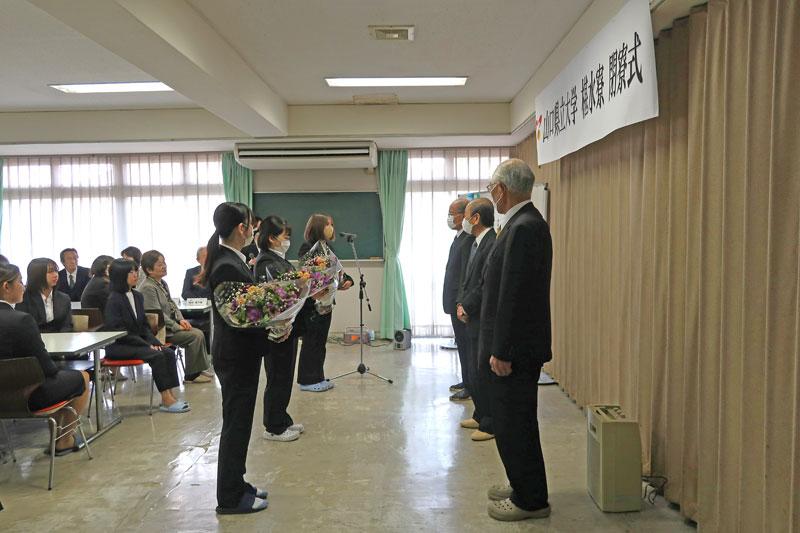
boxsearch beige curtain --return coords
[515,1,800,529]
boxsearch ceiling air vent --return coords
[369,25,415,41]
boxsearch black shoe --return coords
[215,492,268,514]
[449,382,465,392]
[449,389,471,402]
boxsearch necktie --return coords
[68,273,75,289]
[466,241,478,271]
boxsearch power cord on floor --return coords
[642,475,668,505]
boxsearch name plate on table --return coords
[186,298,208,307]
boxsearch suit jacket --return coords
[208,246,268,364]
[0,301,59,377]
[182,265,211,300]
[443,231,475,315]
[104,290,160,348]
[457,228,496,337]
[254,249,293,282]
[56,266,91,302]
[479,202,552,368]
[16,289,73,333]
[139,276,184,334]
[80,276,110,314]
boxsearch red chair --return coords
[0,358,93,490]
[90,359,155,416]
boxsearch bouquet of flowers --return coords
[213,279,310,340]
[281,241,343,315]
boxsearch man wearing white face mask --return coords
[443,197,474,401]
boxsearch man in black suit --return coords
[182,246,212,300]
[56,248,90,302]
[481,159,552,521]
[455,198,496,441]
[443,197,475,401]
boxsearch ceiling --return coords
[0,0,195,111]
[187,0,593,105]
[0,0,592,112]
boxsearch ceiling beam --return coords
[28,0,288,137]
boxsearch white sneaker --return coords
[263,429,300,442]
[288,423,305,434]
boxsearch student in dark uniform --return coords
[103,259,188,413]
[80,255,115,313]
[254,215,308,442]
[0,262,90,455]
[201,202,269,515]
[296,213,353,392]
[16,257,73,333]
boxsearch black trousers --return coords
[105,343,179,392]
[263,337,298,434]
[215,355,261,509]
[489,364,548,511]
[470,333,494,434]
[297,309,332,385]
[450,314,470,388]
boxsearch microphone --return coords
[339,231,358,240]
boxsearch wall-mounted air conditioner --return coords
[234,141,378,170]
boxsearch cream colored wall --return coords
[252,168,377,193]
[326,261,384,335]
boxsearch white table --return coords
[41,331,127,443]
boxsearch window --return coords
[1,153,224,290]
[399,148,510,337]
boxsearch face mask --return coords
[280,239,291,253]
[324,226,334,240]
[462,215,475,235]
[244,227,254,247]
[447,214,457,230]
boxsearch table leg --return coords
[209,310,214,353]
[85,348,122,444]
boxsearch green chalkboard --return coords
[252,192,383,260]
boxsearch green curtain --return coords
[222,152,253,207]
[377,150,411,339]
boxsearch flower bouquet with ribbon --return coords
[291,241,343,315]
[213,279,310,341]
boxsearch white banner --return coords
[535,0,658,165]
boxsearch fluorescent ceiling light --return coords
[49,82,173,94]
[325,77,467,87]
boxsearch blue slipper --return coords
[159,402,191,413]
[46,433,85,456]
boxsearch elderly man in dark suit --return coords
[443,197,475,401]
[480,158,553,521]
[56,248,90,302]
[455,197,496,442]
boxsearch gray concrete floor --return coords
[0,338,693,532]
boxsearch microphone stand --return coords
[330,234,393,384]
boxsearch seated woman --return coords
[0,263,90,455]
[139,250,212,384]
[80,255,115,313]
[16,257,73,333]
[103,258,189,413]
